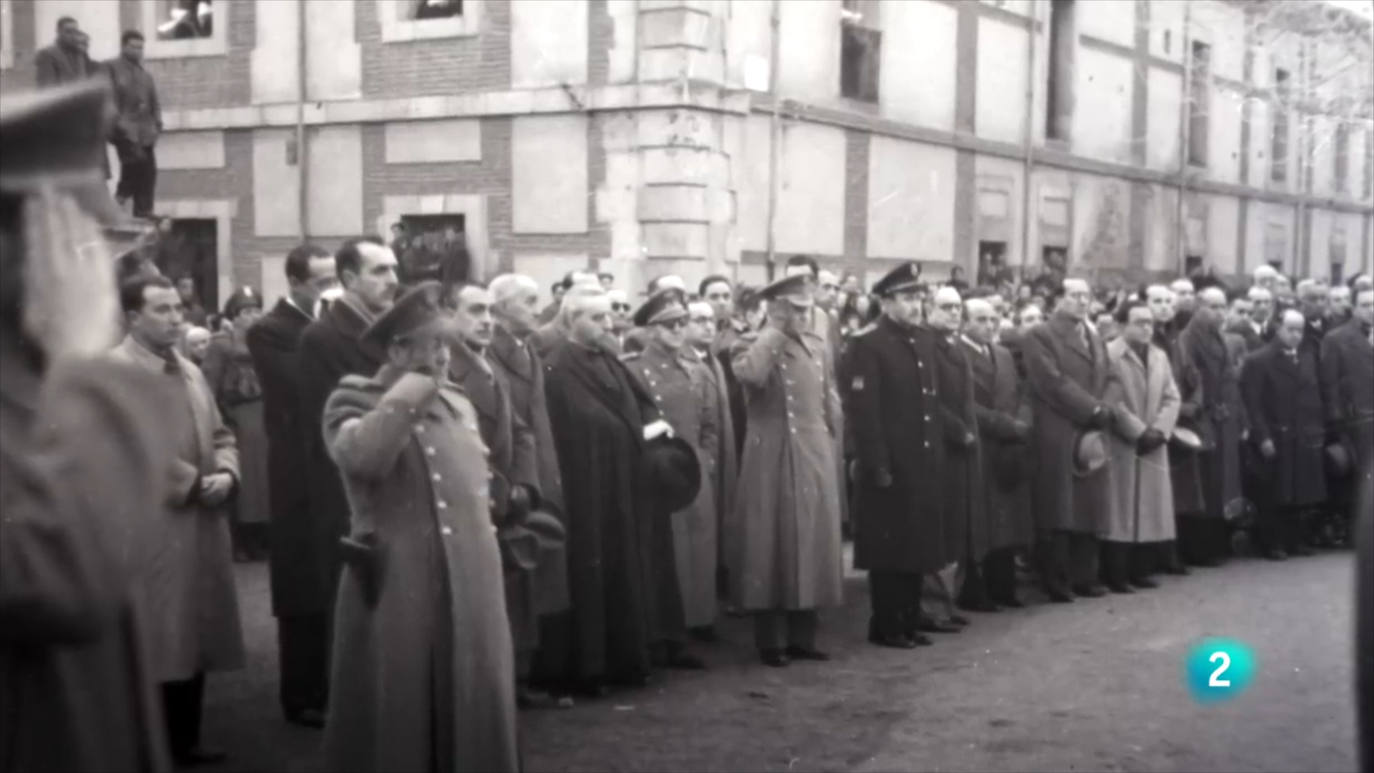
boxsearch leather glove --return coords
[1136,428,1166,455]
[508,484,533,520]
[1088,406,1111,430]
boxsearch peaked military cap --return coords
[223,286,264,319]
[632,288,689,327]
[0,80,123,225]
[361,280,449,349]
[872,262,923,297]
[757,273,814,308]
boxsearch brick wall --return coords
[358,0,510,99]
[125,0,253,110]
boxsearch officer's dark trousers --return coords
[753,609,817,651]
[983,547,1020,603]
[277,613,329,718]
[868,571,923,639]
[161,672,206,757]
[1178,514,1229,565]
[1257,504,1310,554]
[1037,529,1098,594]
[115,141,157,217]
[1100,541,1154,587]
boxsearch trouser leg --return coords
[901,574,927,633]
[785,610,818,649]
[133,145,157,217]
[957,556,988,608]
[277,613,330,715]
[1068,532,1100,589]
[1037,530,1071,596]
[1100,541,1129,588]
[753,611,785,652]
[1129,544,1155,582]
[868,571,902,640]
[161,672,206,756]
[984,548,1018,603]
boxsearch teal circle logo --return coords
[1184,638,1256,703]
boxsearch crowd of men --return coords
[3,79,1373,773]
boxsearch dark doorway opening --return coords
[394,213,467,284]
[1185,255,1203,276]
[978,240,1008,286]
[155,218,218,315]
[1041,246,1068,282]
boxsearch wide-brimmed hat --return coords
[643,434,701,512]
[1073,430,1109,476]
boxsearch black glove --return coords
[1088,406,1111,430]
[873,467,894,488]
[1136,428,1166,455]
[508,484,533,520]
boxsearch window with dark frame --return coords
[411,0,463,20]
[840,0,881,103]
[1333,122,1349,194]
[1187,41,1210,166]
[1045,0,1076,142]
[155,0,213,40]
[394,214,468,284]
[1271,68,1290,183]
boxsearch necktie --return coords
[161,350,181,376]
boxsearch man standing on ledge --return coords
[730,274,844,667]
[106,30,162,218]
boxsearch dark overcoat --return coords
[321,374,518,773]
[244,298,315,616]
[963,338,1034,551]
[841,316,947,574]
[694,345,738,589]
[1227,320,1265,354]
[1321,320,1374,473]
[1023,313,1116,532]
[1156,326,1207,516]
[0,337,175,773]
[540,340,684,683]
[296,300,383,616]
[487,324,564,518]
[711,318,751,460]
[932,332,988,561]
[1241,342,1328,508]
[1179,316,1245,520]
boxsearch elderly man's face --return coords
[569,297,616,348]
[927,289,963,332]
[1171,280,1196,313]
[1328,286,1351,315]
[882,289,924,327]
[494,283,540,335]
[1276,312,1305,349]
[1248,290,1273,323]
[1060,280,1092,320]
[1146,286,1176,324]
[1299,286,1327,318]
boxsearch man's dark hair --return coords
[699,274,731,297]
[786,254,819,278]
[285,243,330,283]
[598,271,614,282]
[121,29,144,46]
[335,235,386,281]
[57,16,77,32]
[736,286,764,314]
[1115,298,1149,325]
[120,275,174,314]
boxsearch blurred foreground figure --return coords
[322,282,519,772]
[0,82,177,773]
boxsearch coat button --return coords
[432,472,442,482]
[924,441,931,448]
[437,500,447,509]
[426,447,436,456]
[441,526,453,536]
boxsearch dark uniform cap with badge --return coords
[757,273,814,308]
[361,280,450,350]
[632,288,689,327]
[0,80,124,227]
[223,286,264,319]
[872,262,924,298]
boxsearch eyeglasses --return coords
[612,303,631,313]
[657,318,689,330]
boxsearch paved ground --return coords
[204,550,1359,772]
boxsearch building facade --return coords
[1,0,1370,307]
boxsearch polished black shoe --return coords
[1290,545,1315,557]
[688,626,719,644]
[947,614,970,626]
[1105,582,1135,595]
[284,708,326,729]
[994,596,1026,608]
[915,618,962,634]
[664,652,706,670]
[871,633,918,649]
[959,600,1001,613]
[1264,548,1288,561]
[784,645,831,661]
[173,747,227,767]
[760,648,789,667]
[1128,577,1159,589]
[1073,584,1107,598]
[1046,587,1075,603]
[1164,563,1190,575]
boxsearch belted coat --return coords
[841,316,948,574]
[729,326,844,611]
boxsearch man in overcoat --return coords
[1177,286,1246,566]
[841,263,947,649]
[686,299,738,607]
[244,242,336,728]
[702,275,750,460]
[624,291,721,642]
[1023,278,1116,601]
[730,274,844,667]
[111,275,243,766]
[1102,300,1180,591]
[321,282,519,773]
[1320,288,1374,529]
[0,80,176,773]
[1242,310,1329,558]
[296,236,397,710]
[540,289,694,693]
[105,31,162,218]
[961,298,1033,608]
[486,274,571,688]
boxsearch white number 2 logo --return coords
[1208,651,1232,687]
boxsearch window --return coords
[0,0,12,70]
[1334,122,1349,194]
[1187,41,1210,166]
[1163,30,1171,55]
[1264,223,1287,267]
[1045,0,1076,141]
[394,214,467,284]
[1271,68,1290,183]
[153,218,219,308]
[840,0,881,103]
[141,0,226,58]
[1366,129,1373,199]
[1185,255,1203,275]
[1330,225,1347,281]
[377,0,481,42]
[977,241,1008,285]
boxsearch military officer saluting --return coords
[842,263,949,648]
[623,289,722,644]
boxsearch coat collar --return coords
[488,324,536,383]
[448,346,501,424]
[1049,311,1094,363]
[117,333,191,375]
[555,340,649,438]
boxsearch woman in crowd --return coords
[203,286,270,562]
[838,292,878,338]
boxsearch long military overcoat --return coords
[1103,339,1180,543]
[624,341,720,628]
[1179,316,1245,520]
[321,373,518,773]
[963,338,1034,551]
[729,326,844,611]
[933,332,988,562]
[1241,342,1328,508]
[694,345,738,589]
[841,316,948,574]
[1023,312,1116,533]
